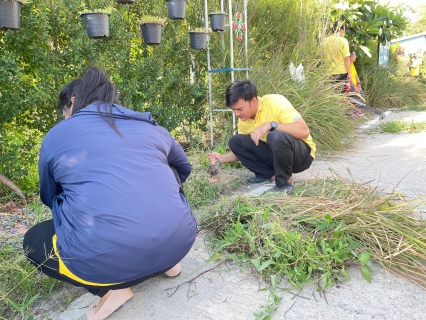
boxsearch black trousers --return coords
[330,73,348,93]
[229,131,313,187]
[23,165,184,297]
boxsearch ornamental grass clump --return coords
[199,178,426,291]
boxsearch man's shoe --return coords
[265,182,294,194]
[247,176,271,184]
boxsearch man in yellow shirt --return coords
[321,21,354,92]
[349,51,363,93]
[409,54,421,77]
[208,79,316,193]
[394,47,410,75]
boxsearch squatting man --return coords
[208,79,316,193]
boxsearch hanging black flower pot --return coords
[140,22,163,45]
[0,0,23,30]
[81,12,110,39]
[209,13,226,32]
[189,31,208,50]
[166,0,187,20]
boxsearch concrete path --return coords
[44,110,426,320]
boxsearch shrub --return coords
[358,65,426,110]
[0,124,42,193]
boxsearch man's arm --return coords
[250,118,310,146]
[344,56,354,86]
[208,151,239,164]
[355,74,362,91]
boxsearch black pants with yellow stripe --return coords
[23,220,173,297]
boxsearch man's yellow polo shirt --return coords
[321,35,350,75]
[350,63,358,85]
[237,94,316,158]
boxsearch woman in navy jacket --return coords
[23,68,197,320]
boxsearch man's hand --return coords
[208,152,223,165]
[251,122,271,146]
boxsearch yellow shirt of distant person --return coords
[237,94,316,158]
[322,35,350,75]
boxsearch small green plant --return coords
[189,27,210,33]
[7,294,39,320]
[379,120,426,134]
[253,292,282,320]
[138,16,167,25]
[79,8,114,15]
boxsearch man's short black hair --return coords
[332,21,347,33]
[225,79,257,107]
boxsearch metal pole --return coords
[228,0,236,131]
[206,0,214,147]
[244,0,249,79]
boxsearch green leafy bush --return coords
[0,124,42,193]
[359,65,426,110]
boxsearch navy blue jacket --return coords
[39,103,197,283]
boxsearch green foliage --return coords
[358,64,426,109]
[138,16,167,25]
[7,294,39,320]
[0,240,58,319]
[404,5,426,36]
[402,105,426,111]
[331,0,407,56]
[0,0,208,133]
[0,124,42,193]
[199,179,426,299]
[183,152,246,208]
[378,120,426,134]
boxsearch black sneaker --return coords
[247,176,271,184]
[264,182,294,194]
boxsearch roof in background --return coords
[392,32,426,43]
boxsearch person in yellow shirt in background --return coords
[394,47,410,75]
[348,51,363,94]
[409,54,421,77]
[321,21,354,92]
[208,79,316,194]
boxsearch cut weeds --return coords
[199,178,426,294]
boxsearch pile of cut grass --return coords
[199,178,426,291]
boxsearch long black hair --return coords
[57,78,81,113]
[61,68,121,134]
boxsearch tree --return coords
[404,5,426,36]
[330,0,408,59]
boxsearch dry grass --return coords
[199,177,426,290]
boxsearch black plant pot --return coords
[0,0,23,30]
[140,23,163,45]
[116,0,134,3]
[166,0,187,20]
[209,13,226,32]
[189,32,208,50]
[81,12,110,39]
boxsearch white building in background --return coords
[391,32,426,56]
